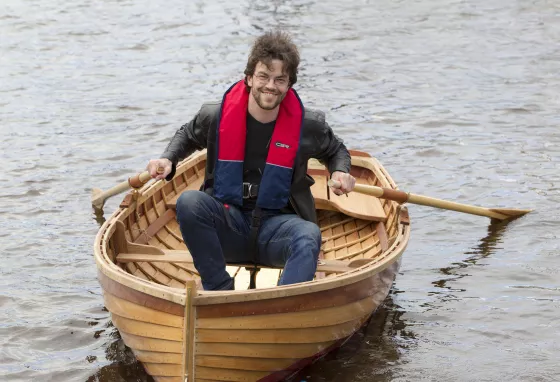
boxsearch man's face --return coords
[247,60,290,111]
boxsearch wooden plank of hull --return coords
[134,349,183,364]
[196,315,368,344]
[192,316,371,380]
[120,331,183,353]
[103,291,183,328]
[154,378,183,382]
[193,334,354,381]
[197,275,376,318]
[196,296,376,330]
[143,362,182,377]
[196,356,298,372]
[196,341,335,359]
[196,366,269,381]
[111,313,183,341]
[98,270,184,317]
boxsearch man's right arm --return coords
[148,104,215,180]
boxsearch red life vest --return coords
[213,80,304,209]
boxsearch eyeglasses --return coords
[254,73,289,88]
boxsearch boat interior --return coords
[104,151,406,290]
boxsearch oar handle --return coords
[128,170,153,188]
[91,167,164,209]
[328,179,410,203]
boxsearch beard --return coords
[251,86,286,111]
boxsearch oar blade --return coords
[488,208,532,219]
[91,188,105,209]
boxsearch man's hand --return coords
[330,171,356,195]
[147,158,172,180]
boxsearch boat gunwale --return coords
[93,151,410,307]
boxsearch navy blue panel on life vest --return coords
[213,160,244,206]
[257,163,294,209]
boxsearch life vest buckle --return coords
[242,182,259,199]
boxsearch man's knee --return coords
[294,222,322,252]
[279,221,321,285]
[176,191,211,222]
[304,222,321,241]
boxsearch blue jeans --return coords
[175,191,322,291]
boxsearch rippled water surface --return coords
[1,0,559,381]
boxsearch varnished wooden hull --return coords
[93,150,410,381]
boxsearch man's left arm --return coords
[307,113,356,195]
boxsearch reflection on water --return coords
[290,290,413,382]
[93,207,106,227]
[86,328,153,382]
[431,220,510,301]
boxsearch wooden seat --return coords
[116,249,369,274]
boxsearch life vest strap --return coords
[248,206,263,289]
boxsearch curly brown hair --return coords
[244,31,300,90]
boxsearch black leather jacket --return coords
[161,102,351,223]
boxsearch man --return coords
[147,31,356,291]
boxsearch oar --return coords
[91,168,163,209]
[328,180,531,221]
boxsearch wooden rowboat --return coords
[93,149,411,382]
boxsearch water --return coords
[1,0,559,381]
